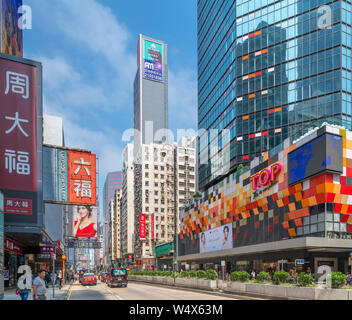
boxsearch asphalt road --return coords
[67,280,259,300]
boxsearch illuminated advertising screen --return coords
[199,223,233,254]
[1,0,23,57]
[0,54,42,227]
[68,150,97,205]
[143,39,163,82]
[71,205,98,238]
[288,133,343,186]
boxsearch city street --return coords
[67,280,260,300]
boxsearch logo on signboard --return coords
[68,151,97,205]
[250,163,282,191]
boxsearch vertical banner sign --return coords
[56,149,68,202]
[68,151,97,205]
[151,213,154,240]
[1,0,23,57]
[143,40,163,82]
[140,213,146,240]
[0,56,38,222]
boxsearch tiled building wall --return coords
[180,125,352,254]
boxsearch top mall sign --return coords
[250,163,282,191]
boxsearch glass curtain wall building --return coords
[198,0,352,191]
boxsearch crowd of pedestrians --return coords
[16,269,75,300]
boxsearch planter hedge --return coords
[255,272,271,283]
[231,271,250,282]
[206,269,217,280]
[331,272,347,289]
[297,272,315,287]
[273,271,290,285]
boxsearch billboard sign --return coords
[71,205,98,238]
[199,223,233,254]
[143,39,163,82]
[0,54,42,228]
[151,213,154,240]
[140,213,146,240]
[68,150,97,205]
[43,146,69,203]
[1,0,23,57]
[40,245,55,255]
[4,238,22,254]
[288,133,343,186]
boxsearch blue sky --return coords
[23,0,198,214]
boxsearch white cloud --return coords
[54,0,135,80]
[38,56,109,110]
[168,68,198,132]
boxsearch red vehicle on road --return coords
[100,272,108,282]
[81,273,97,286]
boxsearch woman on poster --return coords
[73,205,97,238]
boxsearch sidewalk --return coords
[2,283,73,300]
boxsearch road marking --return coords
[67,281,76,300]
[104,285,124,300]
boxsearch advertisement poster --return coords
[140,213,146,240]
[72,205,98,238]
[1,0,23,57]
[68,151,97,205]
[199,223,233,254]
[143,39,163,82]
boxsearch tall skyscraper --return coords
[103,171,122,262]
[134,34,168,156]
[103,171,122,217]
[121,144,135,257]
[198,0,348,190]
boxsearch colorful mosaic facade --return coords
[179,125,352,254]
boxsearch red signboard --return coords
[40,246,55,255]
[4,197,32,215]
[140,213,146,240]
[4,238,23,254]
[68,151,97,205]
[136,260,142,266]
[0,58,37,192]
[151,213,155,240]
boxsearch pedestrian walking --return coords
[44,272,51,288]
[58,270,63,290]
[250,270,256,280]
[33,270,47,300]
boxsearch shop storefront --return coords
[155,242,174,270]
[4,238,24,288]
[178,124,352,275]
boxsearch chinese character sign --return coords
[140,213,146,240]
[151,213,154,240]
[0,57,37,192]
[68,151,96,205]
